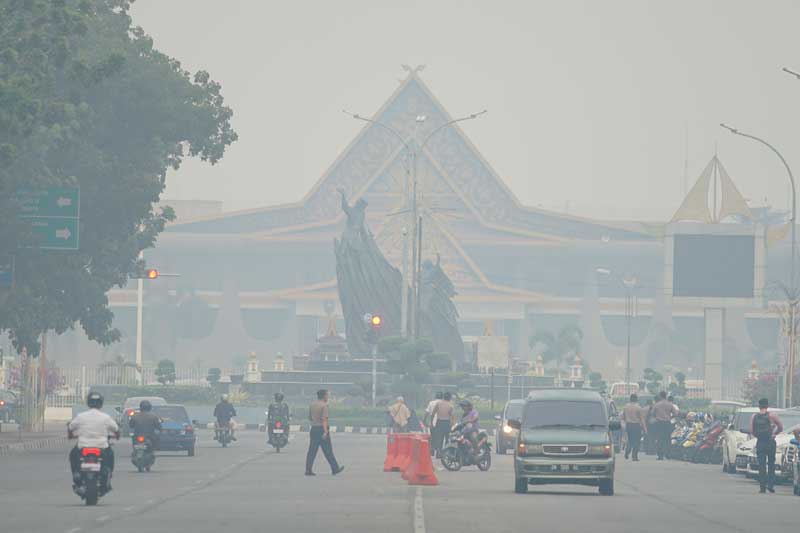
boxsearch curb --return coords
[202,423,499,436]
[0,436,71,456]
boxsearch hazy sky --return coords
[131,0,800,221]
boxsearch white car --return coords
[739,413,800,482]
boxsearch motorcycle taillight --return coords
[275,421,281,429]
[81,447,101,457]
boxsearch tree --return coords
[155,359,176,385]
[642,368,664,395]
[588,371,607,391]
[0,0,237,357]
[528,324,583,369]
[378,337,440,406]
[207,367,221,386]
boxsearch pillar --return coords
[704,308,724,400]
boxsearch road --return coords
[0,431,797,533]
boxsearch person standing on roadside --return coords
[621,394,647,461]
[305,389,344,477]
[388,396,411,433]
[652,391,679,460]
[751,398,783,494]
[431,392,455,457]
[424,392,443,454]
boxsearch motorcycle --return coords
[440,424,491,472]
[267,413,290,452]
[74,445,112,506]
[215,424,233,447]
[131,434,155,473]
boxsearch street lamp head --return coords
[416,115,427,123]
[469,110,488,120]
[783,67,800,80]
[720,123,738,135]
[595,267,611,276]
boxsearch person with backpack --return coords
[750,398,783,494]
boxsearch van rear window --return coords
[523,401,606,429]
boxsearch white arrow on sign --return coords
[56,197,72,207]
[55,228,71,240]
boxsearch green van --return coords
[508,389,620,495]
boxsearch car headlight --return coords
[502,425,513,434]
[589,444,613,457]
[518,442,542,456]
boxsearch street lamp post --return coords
[597,268,638,393]
[720,123,797,406]
[343,109,486,339]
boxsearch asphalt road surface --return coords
[1,431,797,533]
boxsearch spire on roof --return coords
[671,156,752,223]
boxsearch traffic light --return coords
[145,269,159,279]
[363,313,383,345]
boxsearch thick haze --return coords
[132,0,800,221]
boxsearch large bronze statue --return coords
[418,255,465,365]
[334,189,402,356]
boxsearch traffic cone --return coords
[383,434,398,472]
[402,436,421,481]
[407,437,438,486]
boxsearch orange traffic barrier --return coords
[397,434,415,473]
[401,436,421,481]
[383,434,398,472]
[407,437,438,486]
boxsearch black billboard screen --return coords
[672,234,755,298]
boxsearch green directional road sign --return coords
[16,186,80,250]
[24,218,79,250]
[17,187,80,218]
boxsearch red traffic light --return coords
[145,269,158,279]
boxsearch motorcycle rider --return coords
[267,392,290,445]
[458,400,480,458]
[214,394,237,441]
[67,392,119,491]
[129,400,162,450]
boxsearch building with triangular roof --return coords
[44,71,796,397]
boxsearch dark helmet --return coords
[274,393,284,403]
[759,398,769,408]
[87,392,104,409]
[630,393,638,403]
[459,400,472,410]
[140,400,152,412]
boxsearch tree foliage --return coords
[155,358,176,385]
[529,324,584,369]
[0,0,237,356]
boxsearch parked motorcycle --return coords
[131,434,155,472]
[440,424,491,472]
[74,446,112,506]
[267,413,290,452]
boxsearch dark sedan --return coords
[495,399,525,454]
[152,405,196,456]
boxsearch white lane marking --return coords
[66,528,82,533]
[123,506,135,511]
[414,487,426,533]
[96,515,109,522]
